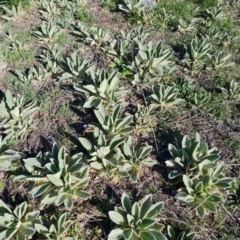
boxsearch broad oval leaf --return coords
[109,211,125,225]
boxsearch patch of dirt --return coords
[88,1,131,32]
[10,6,42,31]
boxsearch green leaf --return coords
[186,232,196,240]
[0,227,18,240]
[149,230,167,240]
[0,160,11,170]
[25,210,40,222]
[109,211,125,225]
[55,194,67,206]
[195,182,203,193]
[202,175,210,188]
[139,219,155,229]
[145,201,164,218]
[215,182,231,188]
[167,225,176,238]
[136,146,152,159]
[84,98,101,108]
[175,192,188,201]
[14,202,27,219]
[116,115,133,130]
[196,205,205,218]
[52,142,60,160]
[131,202,139,220]
[118,127,134,135]
[41,191,58,204]
[78,137,93,151]
[208,195,222,203]
[0,181,4,191]
[18,225,35,236]
[5,90,15,109]
[168,144,180,158]
[183,175,192,188]
[94,104,106,123]
[32,183,51,198]
[121,193,132,214]
[0,150,25,161]
[34,223,49,234]
[130,166,138,182]
[112,104,121,123]
[58,213,67,232]
[168,170,181,179]
[108,228,123,240]
[212,163,224,178]
[127,214,134,225]
[110,137,125,151]
[0,199,12,213]
[123,229,133,240]
[47,173,63,187]
[64,197,73,209]
[140,231,155,240]
[139,195,152,219]
[75,190,91,199]
[203,201,217,213]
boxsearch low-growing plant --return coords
[228,179,240,213]
[149,85,184,111]
[78,128,127,179]
[72,23,111,47]
[106,27,148,71]
[221,80,240,101]
[175,79,210,110]
[118,0,153,24]
[9,40,28,52]
[38,0,61,18]
[15,65,51,85]
[183,37,212,72]
[190,91,210,109]
[0,200,40,240]
[133,103,157,135]
[153,7,174,29]
[204,6,226,20]
[71,21,91,39]
[177,18,197,34]
[108,193,167,240]
[200,27,221,43]
[74,4,92,23]
[14,69,34,84]
[2,4,25,21]
[208,51,234,70]
[0,134,25,170]
[176,165,233,218]
[91,103,134,138]
[121,136,157,181]
[3,30,17,42]
[85,26,111,47]
[165,133,220,179]
[59,51,93,83]
[14,143,91,209]
[74,69,128,108]
[35,213,74,239]
[0,22,6,34]
[39,43,62,73]
[218,32,239,47]
[0,90,39,140]
[130,41,174,84]
[57,11,75,31]
[33,20,62,43]
[167,225,196,240]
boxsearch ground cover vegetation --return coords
[0,0,240,239]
